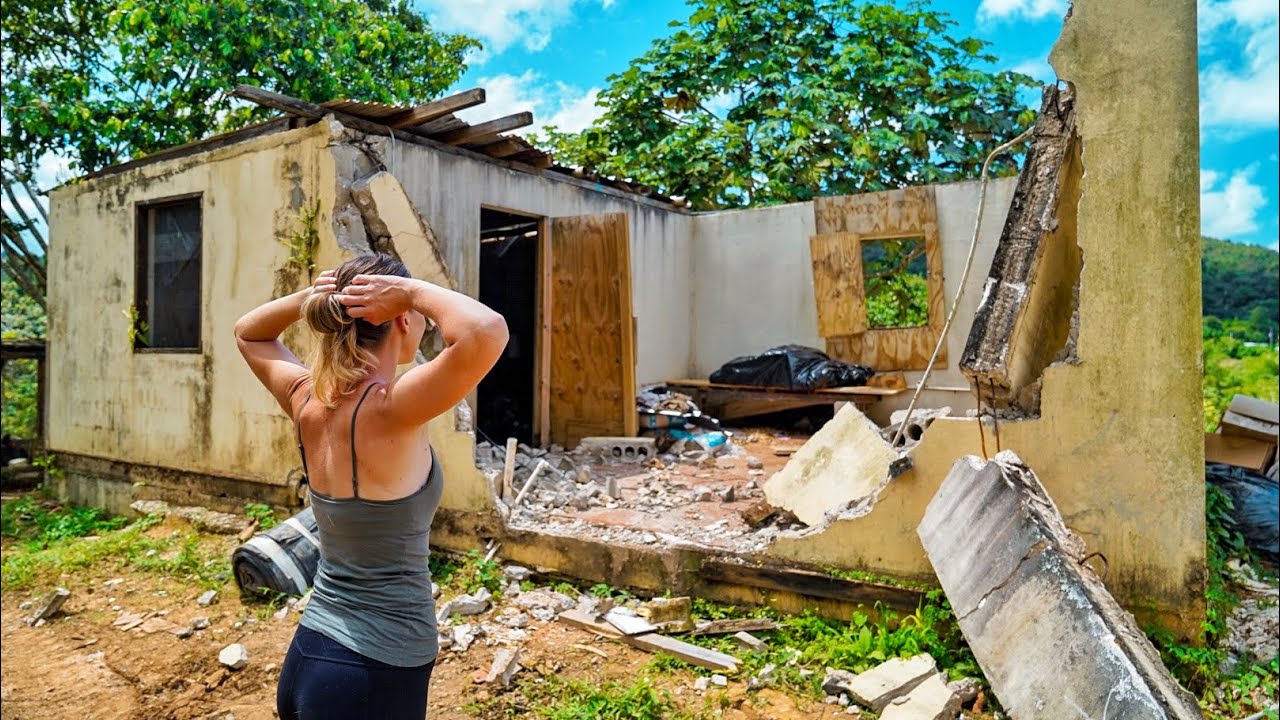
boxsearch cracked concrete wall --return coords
[765,0,1205,637]
[48,122,334,494]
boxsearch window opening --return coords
[135,196,202,350]
[861,236,928,330]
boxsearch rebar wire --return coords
[890,126,1035,449]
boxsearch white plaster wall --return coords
[383,142,694,386]
[688,202,822,378]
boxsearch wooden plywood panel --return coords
[549,212,637,447]
[814,187,946,372]
[810,232,867,337]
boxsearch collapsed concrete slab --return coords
[918,451,1201,719]
[879,672,960,720]
[846,653,938,712]
[764,404,898,526]
[349,170,456,291]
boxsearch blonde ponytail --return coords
[300,253,411,408]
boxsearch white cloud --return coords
[1199,0,1279,130]
[977,0,1065,23]
[1201,165,1268,238]
[458,71,603,134]
[417,0,613,58]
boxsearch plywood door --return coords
[810,232,868,337]
[548,212,637,447]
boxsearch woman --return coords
[234,253,508,719]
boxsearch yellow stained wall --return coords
[765,0,1205,634]
[47,123,333,489]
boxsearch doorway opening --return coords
[477,207,543,447]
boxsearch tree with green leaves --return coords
[536,0,1038,209]
[0,0,478,307]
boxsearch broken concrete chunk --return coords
[822,668,858,697]
[945,677,980,704]
[450,588,491,617]
[503,565,533,583]
[917,452,1203,720]
[27,587,71,625]
[196,590,218,607]
[349,171,456,290]
[764,404,898,526]
[878,673,960,720]
[452,624,479,652]
[638,596,691,626]
[485,648,523,688]
[218,644,249,670]
[846,654,936,712]
[130,500,171,516]
[732,631,767,652]
[710,674,728,687]
[174,506,245,535]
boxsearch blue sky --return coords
[415,0,1280,249]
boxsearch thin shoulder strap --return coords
[294,393,312,484]
[349,383,381,499]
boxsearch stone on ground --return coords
[27,587,71,625]
[218,644,249,670]
[846,654,937,712]
[763,404,898,526]
[917,451,1203,720]
[878,672,960,720]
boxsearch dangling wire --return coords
[976,378,990,461]
[890,126,1035,449]
[990,378,1002,454]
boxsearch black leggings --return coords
[277,625,435,720]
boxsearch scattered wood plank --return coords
[558,609,740,672]
[508,150,554,169]
[386,88,485,129]
[502,437,518,501]
[699,559,925,614]
[434,112,533,145]
[664,379,896,422]
[481,139,528,158]
[571,643,609,659]
[689,618,779,636]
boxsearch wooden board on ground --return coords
[813,187,946,372]
[689,618,780,636]
[557,609,740,672]
[548,213,637,447]
[664,379,898,422]
[698,559,925,615]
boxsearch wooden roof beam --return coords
[434,112,533,145]
[386,88,486,129]
[479,139,527,158]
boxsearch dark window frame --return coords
[134,193,204,353]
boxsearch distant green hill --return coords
[1202,236,1278,342]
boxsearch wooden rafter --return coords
[386,88,485,129]
[434,112,533,145]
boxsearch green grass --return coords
[430,549,504,597]
[2,495,230,592]
[470,673,698,720]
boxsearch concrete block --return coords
[764,404,898,526]
[577,437,655,461]
[846,654,937,712]
[918,451,1202,720]
[878,672,960,720]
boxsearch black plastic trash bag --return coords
[709,344,874,391]
[232,507,321,597]
[1206,463,1279,563]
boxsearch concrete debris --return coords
[694,677,709,691]
[128,500,247,534]
[451,624,479,652]
[27,587,71,625]
[218,644,249,670]
[503,565,533,583]
[710,674,728,687]
[751,664,777,689]
[497,609,530,629]
[881,407,952,451]
[918,452,1203,720]
[638,596,692,632]
[945,677,981,704]
[192,617,211,630]
[732,631,767,652]
[450,588,492,617]
[485,648,523,688]
[579,436,657,462]
[605,608,657,636]
[823,668,858,697]
[846,654,937,712]
[196,590,218,607]
[432,582,441,599]
[764,404,898,526]
[878,673,960,720]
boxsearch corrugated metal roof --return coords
[319,99,408,119]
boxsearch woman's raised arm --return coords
[234,271,337,413]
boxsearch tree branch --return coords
[0,252,47,311]
[864,245,926,281]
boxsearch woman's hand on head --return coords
[336,274,415,325]
[310,270,338,297]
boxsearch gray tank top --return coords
[294,383,443,668]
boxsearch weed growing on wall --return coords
[279,201,321,278]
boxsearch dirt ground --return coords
[0,514,874,720]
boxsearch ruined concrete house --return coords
[46,0,1205,637]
